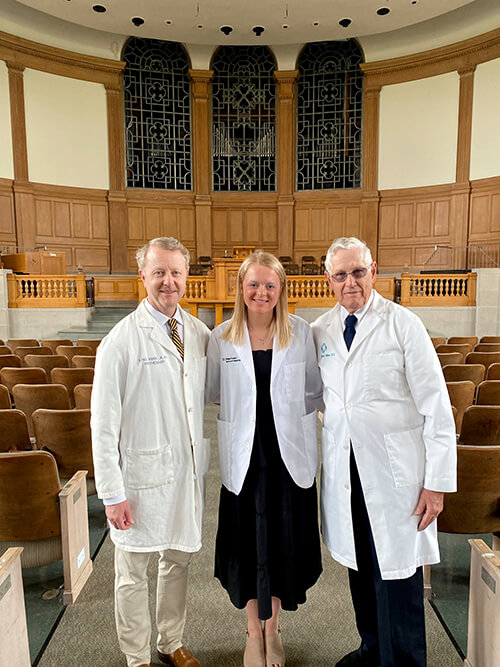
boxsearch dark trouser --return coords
[348,449,427,667]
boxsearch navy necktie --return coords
[344,313,358,351]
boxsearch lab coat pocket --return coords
[321,426,336,477]
[383,425,425,487]
[216,416,232,484]
[125,444,174,490]
[284,362,305,402]
[363,352,408,401]
[302,410,319,477]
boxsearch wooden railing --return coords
[7,274,87,308]
[400,272,477,306]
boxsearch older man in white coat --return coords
[91,237,210,667]
[312,237,456,667]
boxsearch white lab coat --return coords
[205,314,323,495]
[312,291,456,579]
[91,299,210,553]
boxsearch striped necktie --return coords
[168,318,184,360]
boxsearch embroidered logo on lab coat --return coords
[320,342,335,359]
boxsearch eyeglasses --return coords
[329,266,371,283]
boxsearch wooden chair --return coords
[50,368,94,408]
[7,339,39,352]
[0,367,47,395]
[56,345,94,364]
[33,408,95,495]
[465,351,500,371]
[0,451,93,603]
[0,345,13,355]
[11,384,71,438]
[15,346,53,365]
[301,255,316,273]
[474,343,500,352]
[41,339,73,354]
[302,263,321,275]
[446,381,475,433]
[76,339,101,354]
[0,355,22,371]
[480,336,500,344]
[476,380,500,406]
[448,336,478,346]
[0,409,31,452]
[284,263,300,275]
[436,344,472,362]
[430,337,446,348]
[442,363,486,386]
[437,352,463,367]
[74,384,92,410]
[24,354,69,378]
[278,255,293,265]
[487,363,500,380]
[438,445,500,535]
[72,355,96,369]
[0,385,11,409]
[459,406,500,445]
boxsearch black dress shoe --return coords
[335,648,380,667]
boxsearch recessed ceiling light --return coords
[377,7,391,15]
[165,19,173,25]
[282,24,288,29]
[312,21,320,26]
[131,16,144,26]
[197,24,203,29]
[220,25,233,35]
[339,18,352,28]
[92,4,106,12]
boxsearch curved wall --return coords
[470,57,500,181]
[0,60,14,180]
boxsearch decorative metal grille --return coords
[123,38,192,190]
[297,40,363,190]
[212,46,276,192]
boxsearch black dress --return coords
[214,348,322,620]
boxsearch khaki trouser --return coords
[114,546,193,667]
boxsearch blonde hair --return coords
[222,250,291,349]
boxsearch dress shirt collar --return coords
[340,289,374,325]
[144,299,184,338]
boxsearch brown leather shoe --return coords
[157,646,201,667]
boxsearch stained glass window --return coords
[212,46,276,192]
[123,38,192,190]
[297,40,363,190]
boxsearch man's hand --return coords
[413,489,444,531]
[105,500,134,530]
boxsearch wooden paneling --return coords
[294,191,363,264]
[125,191,196,270]
[378,184,456,271]
[0,177,15,247]
[469,176,500,243]
[31,184,110,272]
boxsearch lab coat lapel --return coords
[271,333,286,383]
[233,325,255,384]
[325,304,348,364]
[137,300,182,360]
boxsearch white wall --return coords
[23,69,109,189]
[470,57,500,181]
[0,61,14,180]
[378,73,459,190]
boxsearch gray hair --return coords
[136,237,190,272]
[325,237,373,274]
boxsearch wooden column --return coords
[451,67,475,267]
[361,84,381,259]
[189,69,213,260]
[105,81,129,273]
[7,62,36,251]
[274,70,299,259]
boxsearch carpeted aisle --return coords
[37,406,462,667]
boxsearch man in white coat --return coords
[91,237,210,667]
[312,237,456,667]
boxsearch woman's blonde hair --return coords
[222,250,291,349]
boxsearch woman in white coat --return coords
[206,250,323,667]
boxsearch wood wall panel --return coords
[31,184,110,272]
[469,177,500,243]
[0,178,15,247]
[377,184,458,271]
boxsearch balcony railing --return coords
[400,272,477,307]
[7,274,87,308]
